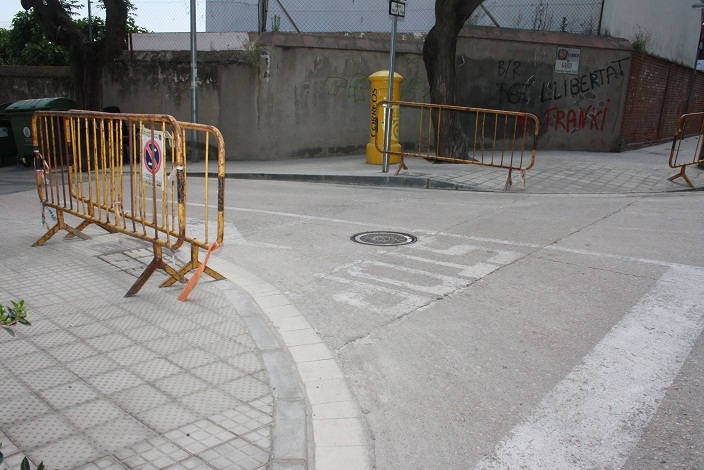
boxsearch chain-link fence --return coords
[127,0,604,36]
[471,1,604,35]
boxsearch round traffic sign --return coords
[143,139,162,175]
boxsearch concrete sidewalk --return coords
[0,141,702,470]
[188,141,704,194]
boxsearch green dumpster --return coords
[0,102,18,167]
[5,97,76,159]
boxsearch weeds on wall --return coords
[243,39,265,69]
[631,25,652,53]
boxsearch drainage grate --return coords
[351,231,417,246]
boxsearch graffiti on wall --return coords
[545,100,610,133]
[496,59,535,105]
[494,56,629,134]
[324,73,370,102]
[324,55,430,104]
[539,58,630,102]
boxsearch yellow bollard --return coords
[366,71,403,165]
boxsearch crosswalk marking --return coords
[324,236,520,313]
[326,274,433,316]
[475,265,704,469]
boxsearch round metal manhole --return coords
[351,231,417,246]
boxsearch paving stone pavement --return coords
[0,207,307,469]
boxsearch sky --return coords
[0,0,206,32]
[0,1,604,35]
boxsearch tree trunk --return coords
[70,45,104,111]
[423,0,483,159]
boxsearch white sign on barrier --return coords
[141,129,165,187]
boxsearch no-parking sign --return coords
[141,129,165,187]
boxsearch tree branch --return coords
[101,0,129,60]
[21,0,84,50]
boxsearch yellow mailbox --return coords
[366,71,403,165]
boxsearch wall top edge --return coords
[0,65,71,77]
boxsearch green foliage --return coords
[0,444,47,470]
[632,25,651,54]
[19,455,45,470]
[0,10,69,65]
[0,300,30,337]
[272,15,281,32]
[243,39,264,68]
[0,0,146,66]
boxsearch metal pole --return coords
[686,4,704,114]
[190,0,200,162]
[87,0,93,42]
[383,14,398,173]
[275,0,301,33]
[479,4,501,28]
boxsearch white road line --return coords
[211,204,688,269]
[475,265,704,469]
[324,273,433,316]
[184,219,292,249]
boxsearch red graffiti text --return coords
[544,105,608,133]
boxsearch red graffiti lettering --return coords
[545,105,609,133]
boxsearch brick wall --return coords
[621,53,704,150]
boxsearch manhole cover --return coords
[351,231,417,246]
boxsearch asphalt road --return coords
[204,178,704,470]
[0,165,37,195]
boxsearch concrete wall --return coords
[106,33,427,159]
[129,32,251,51]
[102,28,633,158]
[455,28,632,151]
[0,66,72,104]
[0,29,640,158]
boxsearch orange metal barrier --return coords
[31,110,225,297]
[668,112,704,187]
[161,121,226,290]
[375,100,539,190]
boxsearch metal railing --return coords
[375,100,539,190]
[161,121,227,289]
[668,112,704,188]
[32,110,226,297]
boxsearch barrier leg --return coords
[160,243,225,288]
[394,155,408,176]
[32,209,90,247]
[668,167,694,188]
[504,169,513,191]
[32,220,62,247]
[63,219,117,240]
[64,220,93,239]
[126,243,187,297]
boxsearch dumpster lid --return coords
[5,97,76,112]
